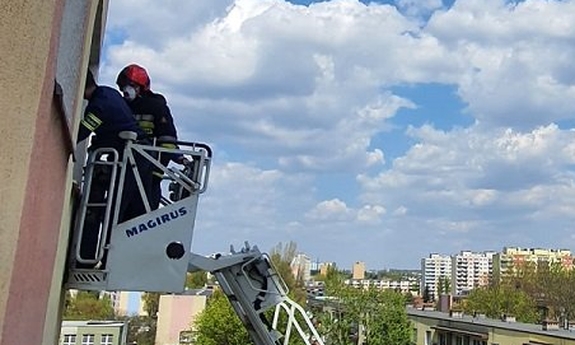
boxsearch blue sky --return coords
[100,0,575,270]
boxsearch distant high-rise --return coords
[291,253,312,282]
[319,262,334,276]
[493,247,574,281]
[420,254,451,300]
[451,250,495,295]
[352,261,366,280]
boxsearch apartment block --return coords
[451,251,495,296]
[352,261,366,280]
[493,247,575,281]
[291,253,312,282]
[155,289,212,345]
[421,254,452,300]
[345,278,419,294]
[319,262,334,276]
[59,321,127,345]
[409,308,575,345]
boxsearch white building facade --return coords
[421,254,452,300]
[451,251,495,296]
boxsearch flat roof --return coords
[61,321,126,327]
[432,325,488,339]
[408,308,575,340]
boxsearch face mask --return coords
[122,85,138,101]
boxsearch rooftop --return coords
[408,307,575,340]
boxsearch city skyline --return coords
[304,245,575,271]
[100,0,575,268]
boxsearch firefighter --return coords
[78,69,152,263]
[116,63,185,209]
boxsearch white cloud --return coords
[357,204,386,224]
[305,198,353,222]
[101,0,575,268]
[425,0,575,128]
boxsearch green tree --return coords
[63,291,115,320]
[422,285,432,303]
[141,292,160,318]
[317,285,412,345]
[270,241,306,304]
[531,262,575,322]
[499,260,575,322]
[365,289,413,345]
[324,265,345,296]
[117,315,156,345]
[186,271,208,289]
[437,276,451,295]
[464,285,538,323]
[193,290,251,345]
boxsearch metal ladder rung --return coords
[86,203,108,207]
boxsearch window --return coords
[179,330,194,345]
[81,334,94,345]
[439,333,447,345]
[425,331,432,345]
[101,334,113,345]
[62,334,76,345]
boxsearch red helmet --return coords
[116,64,151,90]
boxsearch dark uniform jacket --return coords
[78,86,145,151]
[127,91,179,176]
[127,91,177,143]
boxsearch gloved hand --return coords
[175,156,191,165]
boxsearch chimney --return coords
[542,320,559,331]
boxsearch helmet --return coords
[116,64,151,90]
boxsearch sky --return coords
[99,0,575,270]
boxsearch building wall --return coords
[291,254,312,282]
[493,247,575,282]
[319,262,333,276]
[451,251,495,296]
[0,1,107,344]
[156,294,208,345]
[421,254,451,300]
[60,321,127,345]
[409,309,575,345]
[103,291,143,317]
[352,261,366,280]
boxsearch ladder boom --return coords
[189,245,324,345]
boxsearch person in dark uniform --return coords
[77,69,152,262]
[116,64,185,209]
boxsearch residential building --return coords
[346,279,372,290]
[0,1,109,344]
[319,262,334,276]
[345,278,419,294]
[409,308,575,345]
[421,254,452,300]
[352,261,366,280]
[291,253,312,282]
[451,251,495,296]
[493,247,575,281]
[102,291,146,316]
[59,321,128,345]
[155,289,213,345]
